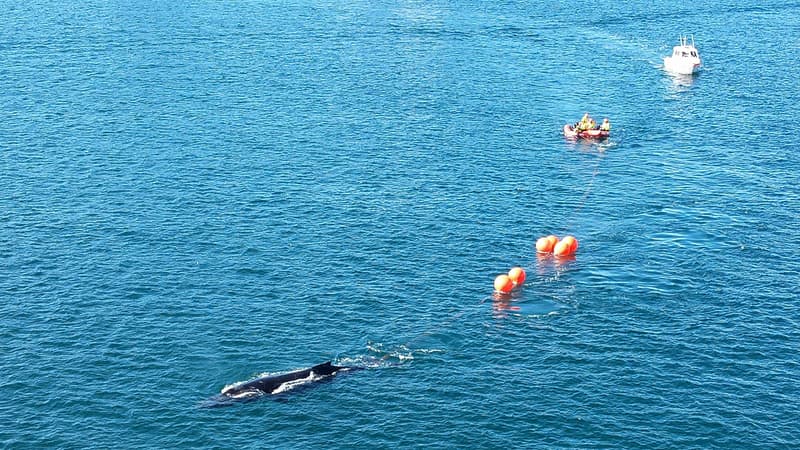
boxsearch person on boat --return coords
[600,118,611,132]
[577,113,592,131]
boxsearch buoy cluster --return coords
[493,266,526,294]
[536,234,579,257]
[492,235,579,293]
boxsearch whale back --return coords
[219,361,347,398]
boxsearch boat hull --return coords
[563,124,609,139]
[664,57,700,75]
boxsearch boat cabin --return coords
[673,47,699,58]
[671,35,699,59]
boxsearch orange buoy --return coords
[508,267,526,286]
[562,235,578,253]
[493,274,513,294]
[535,235,559,253]
[554,236,579,256]
[553,240,571,256]
[536,237,554,253]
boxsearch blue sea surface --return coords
[2,1,799,448]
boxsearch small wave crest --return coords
[357,342,444,367]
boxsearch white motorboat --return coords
[663,35,701,75]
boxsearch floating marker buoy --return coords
[554,236,579,256]
[536,237,554,253]
[562,235,578,253]
[508,267,526,286]
[493,274,513,294]
[553,240,571,256]
[535,235,559,253]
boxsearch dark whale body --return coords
[222,361,348,397]
[203,361,358,407]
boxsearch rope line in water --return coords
[565,153,604,232]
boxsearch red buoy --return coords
[554,236,579,256]
[508,267,526,287]
[562,235,578,253]
[493,274,513,293]
[535,235,559,253]
[553,240,571,256]
[536,237,554,253]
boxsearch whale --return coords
[203,361,359,407]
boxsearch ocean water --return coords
[2,0,799,448]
